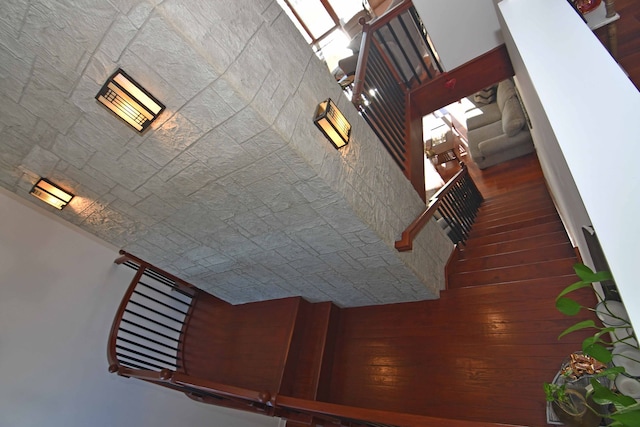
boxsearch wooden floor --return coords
[595,0,640,89]
[327,153,599,426]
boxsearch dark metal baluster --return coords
[133,290,189,316]
[138,281,192,307]
[397,12,433,79]
[117,336,181,361]
[116,344,179,368]
[116,352,166,371]
[119,327,180,351]
[128,299,184,324]
[123,311,183,336]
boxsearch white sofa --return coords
[466,79,534,169]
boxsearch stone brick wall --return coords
[0,0,452,306]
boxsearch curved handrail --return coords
[110,366,272,406]
[115,250,197,296]
[275,395,522,427]
[171,372,273,405]
[395,163,469,251]
[109,250,198,374]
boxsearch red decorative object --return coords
[445,78,457,90]
[574,0,601,14]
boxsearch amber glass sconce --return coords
[96,68,165,133]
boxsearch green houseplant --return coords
[547,264,640,427]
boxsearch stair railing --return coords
[395,163,483,251]
[108,251,272,412]
[351,0,442,175]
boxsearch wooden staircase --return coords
[447,180,577,291]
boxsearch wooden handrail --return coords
[115,250,197,296]
[171,372,273,405]
[275,395,524,427]
[110,366,272,406]
[395,164,469,251]
[368,0,413,32]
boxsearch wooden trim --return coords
[407,97,425,201]
[444,244,461,290]
[275,395,522,427]
[395,164,468,251]
[171,372,273,404]
[409,44,514,117]
[368,0,413,32]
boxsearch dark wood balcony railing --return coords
[351,0,442,195]
[396,163,483,251]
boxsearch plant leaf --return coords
[610,403,640,426]
[583,343,613,363]
[573,263,613,283]
[590,378,636,406]
[559,319,596,339]
[574,263,596,281]
[556,280,592,300]
[594,366,626,379]
[556,297,583,315]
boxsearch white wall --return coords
[0,188,280,427]
[413,0,503,70]
[498,0,640,329]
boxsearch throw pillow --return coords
[473,85,497,105]
[501,96,526,136]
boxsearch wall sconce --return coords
[314,98,351,149]
[30,178,74,210]
[95,68,165,133]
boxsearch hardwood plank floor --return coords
[327,153,600,426]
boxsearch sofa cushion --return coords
[466,103,501,131]
[497,78,516,112]
[468,120,503,151]
[479,127,532,157]
[501,96,526,136]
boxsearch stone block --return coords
[98,14,138,61]
[88,149,158,191]
[180,85,236,133]
[20,76,83,133]
[129,13,217,100]
[138,113,204,166]
[51,134,94,168]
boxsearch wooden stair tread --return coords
[448,257,576,288]
[471,206,559,231]
[467,213,560,238]
[459,230,570,260]
[464,220,565,246]
[453,242,575,273]
[475,196,555,220]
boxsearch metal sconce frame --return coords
[30,178,74,210]
[313,98,351,149]
[95,68,165,133]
